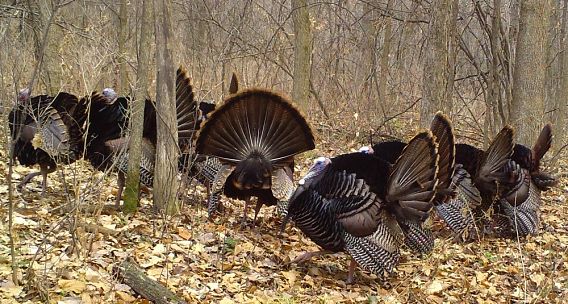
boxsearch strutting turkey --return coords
[368,122,515,241]
[9,89,88,195]
[84,66,198,205]
[493,124,558,237]
[195,88,316,225]
[360,113,455,253]
[282,131,440,283]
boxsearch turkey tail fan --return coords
[176,66,199,150]
[476,126,514,186]
[532,124,552,171]
[430,112,455,200]
[229,72,239,94]
[37,107,70,158]
[196,88,315,166]
[386,131,439,223]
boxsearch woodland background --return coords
[0,0,567,303]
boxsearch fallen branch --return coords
[78,220,121,237]
[114,260,187,304]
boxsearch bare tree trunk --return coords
[123,0,153,213]
[117,0,129,92]
[153,0,179,214]
[420,0,459,127]
[487,0,503,145]
[291,0,312,110]
[557,0,568,144]
[378,0,394,116]
[511,0,551,145]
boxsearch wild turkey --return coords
[357,113,455,252]
[282,131,439,283]
[9,89,87,195]
[85,66,198,205]
[195,88,315,225]
[493,124,558,236]
[363,116,514,241]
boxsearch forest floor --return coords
[0,124,567,303]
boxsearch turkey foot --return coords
[290,250,328,264]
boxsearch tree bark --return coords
[123,0,153,213]
[153,0,179,214]
[557,0,568,144]
[291,0,312,110]
[378,0,394,116]
[117,0,129,93]
[510,0,551,145]
[420,0,459,127]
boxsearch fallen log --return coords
[114,260,187,304]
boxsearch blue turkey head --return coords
[102,88,118,102]
[358,146,374,154]
[299,156,331,186]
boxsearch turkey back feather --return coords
[85,93,129,169]
[370,140,406,164]
[196,88,315,165]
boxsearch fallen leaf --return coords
[58,279,87,294]
[425,280,446,295]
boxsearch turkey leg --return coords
[241,196,251,227]
[18,171,41,190]
[40,163,56,197]
[346,258,358,284]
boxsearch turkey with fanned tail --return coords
[358,113,455,252]
[195,88,315,225]
[84,66,199,205]
[281,131,439,283]
[9,89,88,196]
[493,124,558,237]
[365,120,515,241]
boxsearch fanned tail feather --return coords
[386,131,439,222]
[196,89,315,165]
[430,112,455,201]
[176,66,199,151]
[476,126,514,188]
